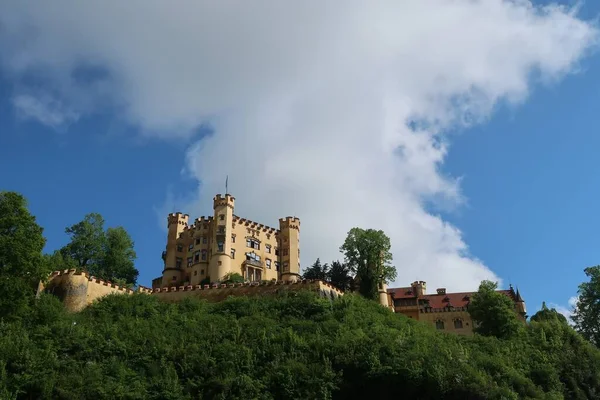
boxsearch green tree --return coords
[468,280,523,339]
[43,250,78,272]
[302,258,329,281]
[327,260,353,291]
[340,228,396,300]
[531,301,568,325]
[0,192,48,318]
[60,214,138,285]
[97,227,138,285]
[61,213,106,268]
[572,265,600,346]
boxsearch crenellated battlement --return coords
[168,212,189,228]
[233,215,279,233]
[41,270,342,312]
[279,216,300,230]
[213,194,235,210]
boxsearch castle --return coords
[39,192,527,335]
[384,281,527,335]
[152,194,301,289]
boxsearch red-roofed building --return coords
[386,281,526,335]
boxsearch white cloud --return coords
[0,1,596,291]
[12,93,79,129]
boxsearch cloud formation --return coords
[0,1,596,291]
[549,296,579,325]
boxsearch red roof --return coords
[387,286,416,299]
[388,287,515,308]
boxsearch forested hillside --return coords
[1,291,599,399]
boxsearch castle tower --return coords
[378,282,393,310]
[515,288,527,320]
[161,212,189,287]
[208,194,235,282]
[411,281,426,297]
[279,216,301,282]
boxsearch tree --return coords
[61,213,106,268]
[96,227,138,285]
[0,192,48,318]
[340,228,396,300]
[302,258,329,281]
[60,214,139,285]
[531,302,569,325]
[327,260,353,291]
[468,280,523,339]
[572,265,600,346]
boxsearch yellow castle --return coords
[152,194,301,289]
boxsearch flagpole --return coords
[225,175,228,195]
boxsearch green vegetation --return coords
[1,291,599,399]
[572,265,600,347]
[2,190,600,399]
[340,227,396,300]
[469,280,524,340]
[60,213,138,285]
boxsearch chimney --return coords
[436,288,446,295]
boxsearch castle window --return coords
[172,276,177,281]
[275,248,279,256]
[246,238,260,250]
[201,269,205,275]
[203,237,207,244]
[188,243,193,251]
[435,320,445,330]
[231,248,236,259]
[195,238,200,245]
[266,244,272,253]
[187,257,192,267]
[194,271,197,276]
[246,252,261,262]
[219,214,225,220]
[283,249,289,256]
[176,258,182,269]
[275,261,280,271]
[283,262,289,272]
[201,250,207,261]
[203,224,208,229]
[218,261,222,266]
[217,241,224,252]
[176,245,183,252]
[454,319,463,329]
[232,234,236,243]
[266,259,272,269]
[194,251,200,262]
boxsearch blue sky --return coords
[0,1,598,318]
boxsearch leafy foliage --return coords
[0,192,49,319]
[326,260,353,292]
[220,272,245,284]
[468,280,523,340]
[302,258,329,280]
[340,227,396,300]
[572,265,600,347]
[60,213,138,285]
[0,291,599,399]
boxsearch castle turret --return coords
[208,194,235,282]
[515,288,527,319]
[279,216,301,282]
[161,212,189,287]
[378,282,393,310]
[411,281,426,297]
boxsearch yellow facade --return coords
[385,282,527,335]
[154,193,301,289]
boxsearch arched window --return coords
[454,319,463,329]
[435,320,445,330]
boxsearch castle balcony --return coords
[243,259,263,282]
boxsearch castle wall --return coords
[418,308,474,335]
[41,270,342,312]
[152,280,342,303]
[39,269,150,312]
